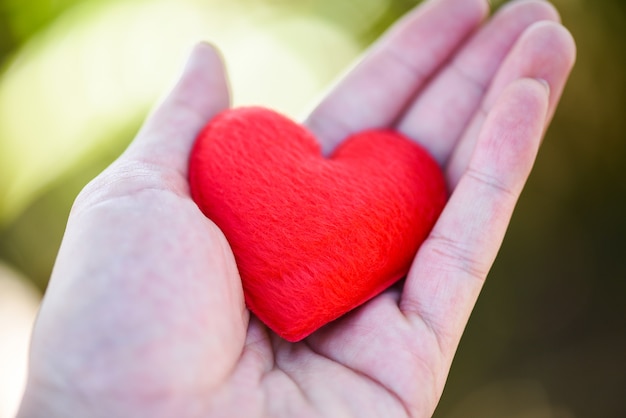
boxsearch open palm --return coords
[18,0,575,417]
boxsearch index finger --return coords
[304,0,489,154]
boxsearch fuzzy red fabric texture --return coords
[188,107,447,342]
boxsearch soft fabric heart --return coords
[189,107,447,341]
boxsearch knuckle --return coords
[465,167,516,198]
[426,234,489,283]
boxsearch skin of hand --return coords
[16,0,576,417]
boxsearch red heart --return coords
[189,107,447,341]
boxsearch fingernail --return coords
[535,78,551,95]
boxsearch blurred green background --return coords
[0,0,624,416]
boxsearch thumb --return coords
[124,42,231,178]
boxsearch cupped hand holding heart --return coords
[17,0,576,414]
[189,107,447,341]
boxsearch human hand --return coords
[17,0,575,417]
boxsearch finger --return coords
[124,42,230,177]
[400,78,550,356]
[397,0,561,164]
[446,21,576,187]
[304,0,489,154]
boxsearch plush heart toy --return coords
[189,107,447,341]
